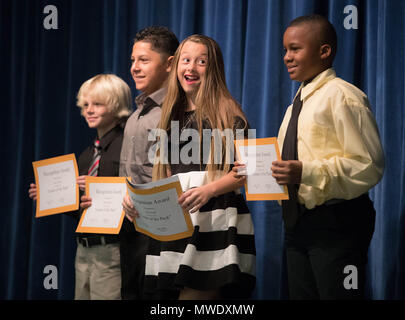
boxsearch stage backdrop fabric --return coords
[1,0,404,299]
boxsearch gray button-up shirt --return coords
[119,88,166,184]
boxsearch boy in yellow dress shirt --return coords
[271,15,384,299]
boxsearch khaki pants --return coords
[74,242,121,300]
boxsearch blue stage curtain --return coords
[1,0,404,299]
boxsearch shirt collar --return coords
[96,124,122,150]
[297,68,336,101]
[135,87,167,109]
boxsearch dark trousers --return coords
[284,194,375,300]
[119,219,149,300]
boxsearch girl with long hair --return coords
[143,35,256,300]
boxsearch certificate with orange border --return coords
[126,176,194,241]
[32,153,79,217]
[76,176,127,234]
[234,137,289,201]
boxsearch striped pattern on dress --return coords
[143,171,256,299]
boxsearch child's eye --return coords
[198,59,206,65]
[182,58,190,63]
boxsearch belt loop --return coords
[100,236,106,245]
[77,237,89,247]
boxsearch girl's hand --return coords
[28,183,37,201]
[232,160,247,178]
[77,175,88,192]
[178,185,215,214]
[122,194,140,222]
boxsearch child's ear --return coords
[320,44,332,60]
[166,55,174,73]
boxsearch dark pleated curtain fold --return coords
[1,0,404,299]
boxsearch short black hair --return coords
[134,26,179,57]
[289,14,337,61]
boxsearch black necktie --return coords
[281,90,303,229]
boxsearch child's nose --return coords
[186,61,196,71]
[131,61,140,71]
[284,51,292,63]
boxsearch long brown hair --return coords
[153,34,247,181]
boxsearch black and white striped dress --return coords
[143,113,256,299]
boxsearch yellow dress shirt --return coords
[278,68,385,209]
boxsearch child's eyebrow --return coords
[131,54,149,59]
[180,51,208,56]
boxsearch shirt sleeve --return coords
[300,91,385,205]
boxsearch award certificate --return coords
[126,175,194,241]
[32,153,79,217]
[76,176,127,234]
[235,137,289,201]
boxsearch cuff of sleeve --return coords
[301,160,325,190]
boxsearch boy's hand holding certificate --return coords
[235,137,289,201]
[126,176,194,241]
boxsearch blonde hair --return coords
[153,35,247,181]
[76,74,132,123]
